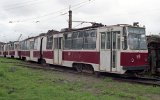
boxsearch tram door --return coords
[30,40,34,60]
[54,36,63,65]
[100,31,120,72]
[14,43,19,58]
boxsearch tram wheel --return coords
[75,64,82,72]
[82,64,94,74]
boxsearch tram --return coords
[0,23,148,74]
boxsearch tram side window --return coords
[12,43,14,50]
[64,30,96,50]
[64,33,72,50]
[113,32,116,49]
[1,46,3,51]
[59,38,62,49]
[34,38,38,50]
[84,30,96,49]
[9,43,14,50]
[9,45,11,50]
[72,32,78,49]
[20,41,29,50]
[54,38,58,49]
[54,37,62,49]
[112,31,120,49]
[30,41,34,50]
[46,36,53,49]
[122,27,127,50]
[23,41,26,50]
[24,41,27,50]
[106,32,111,49]
[72,31,83,49]
[14,44,17,50]
[101,32,106,49]
[0,46,3,51]
[20,42,22,50]
[21,41,26,50]
[117,36,121,50]
[26,41,30,50]
[6,45,8,51]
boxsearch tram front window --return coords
[128,28,147,50]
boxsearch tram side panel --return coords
[14,42,20,58]
[120,26,148,72]
[1,44,6,57]
[20,40,30,60]
[0,45,3,57]
[41,35,54,64]
[5,44,9,57]
[20,37,40,62]
[62,29,100,72]
[98,26,125,74]
[8,42,15,58]
[120,52,148,70]
[32,36,42,62]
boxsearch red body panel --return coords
[33,51,54,59]
[33,51,40,58]
[3,51,8,55]
[63,51,100,64]
[18,51,21,56]
[9,51,15,56]
[21,51,30,57]
[43,51,54,59]
[120,52,148,67]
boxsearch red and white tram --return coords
[1,23,148,75]
[19,35,43,61]
[38,24,148,74]
[3,43,9,57]
[2,41,20,58]
[60,24,148,74]
[0,43,5,57]
[14,41,20,58]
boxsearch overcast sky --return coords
[0,0,160,42]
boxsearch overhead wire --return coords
[71,0,96,28]
[35,0,94,19]
[5,0,96,41]
[30,0,96,32]
[3,0,40,8]
[11,0,95,23]
[5,0,43,10]
[34,0,95,22]
[72,0,95,11]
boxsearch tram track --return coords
[113,77,160,86]
[1,60,160,86]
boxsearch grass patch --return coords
[0,57,160,100]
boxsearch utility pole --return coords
[68,5,72,30]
